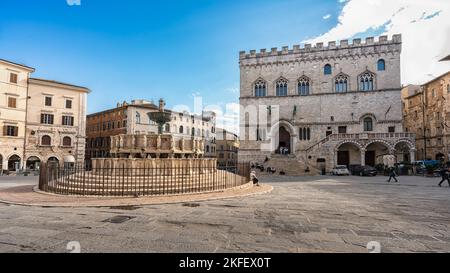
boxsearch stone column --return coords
[410,149,416,163]
[334,150,338,167]
[360,149,366,166]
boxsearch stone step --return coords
[255,156,319,176]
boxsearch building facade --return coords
[403,72,450,161]
[0,59,35,171]
[238,35,416,175]
[86,99,216,161]
[25,78,90,168]
[216,128,239,167]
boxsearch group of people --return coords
[279,146,289,155]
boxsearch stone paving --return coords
[0,174,449,253]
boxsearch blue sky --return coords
[0,0,342,114]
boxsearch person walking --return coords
[387,167,398,183]
[438,164,450,187]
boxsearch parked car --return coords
[351,165,378,176]
[412,160,440,175]
[348,164,362,175]
[331,165,350,176]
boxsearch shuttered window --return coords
[62,116,74,126]
[8,97,17,108]
[41,114,54,124]
[4,126,19,136]
[10,73,18,83]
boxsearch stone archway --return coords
[47,156,60,167]
[394,140,416,163]
[278,126,291,154]
[26,156,41,170]
[269,120,297,155]
[335,141,364,167]
[364,140,392,167]
[8,155,21,171]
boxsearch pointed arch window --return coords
[324,64,332,75]
[275,78,288,96]
[359,72,375,91]
[335,74,348,93]
[377,59,385,71]
[298,76,310,96]
[254,79,267,97]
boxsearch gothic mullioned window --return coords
[276,78,288,96]
[335,74,348,93]
[377,59,385,71]
[254,79,267,97]
[299,128,311,141]
[324,64,332,75]
[298,76,310,96]
[359,72,375,91]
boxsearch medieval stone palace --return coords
[238,35,416,175]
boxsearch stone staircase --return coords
[256,154,320,176]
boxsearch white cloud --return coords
[323,14,331,20]
[209,102,240,135]
[306,0,450,85]
[225,87,239,94]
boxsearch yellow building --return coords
[216,128,239,167]
[0,59,35,171]
[25,79,90,168]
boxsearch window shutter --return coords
[3,126,6,136]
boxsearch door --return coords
[365,151,376,166]
[337,151,350,166]
[278,126,291,154]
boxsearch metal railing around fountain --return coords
[38,161,251,197]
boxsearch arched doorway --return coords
[278,126,291,154]
[8,155,21,171]
[394,141,414,163]
[436,152,445,162]
[365,141,390,167]
[336,142,362,167]
[26,156,41,170]
[47,157,60,167]
[63,155,76,168]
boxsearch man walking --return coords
[438,164,450,187]
[387,167,398,183]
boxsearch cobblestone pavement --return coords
[0,175,449,253]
